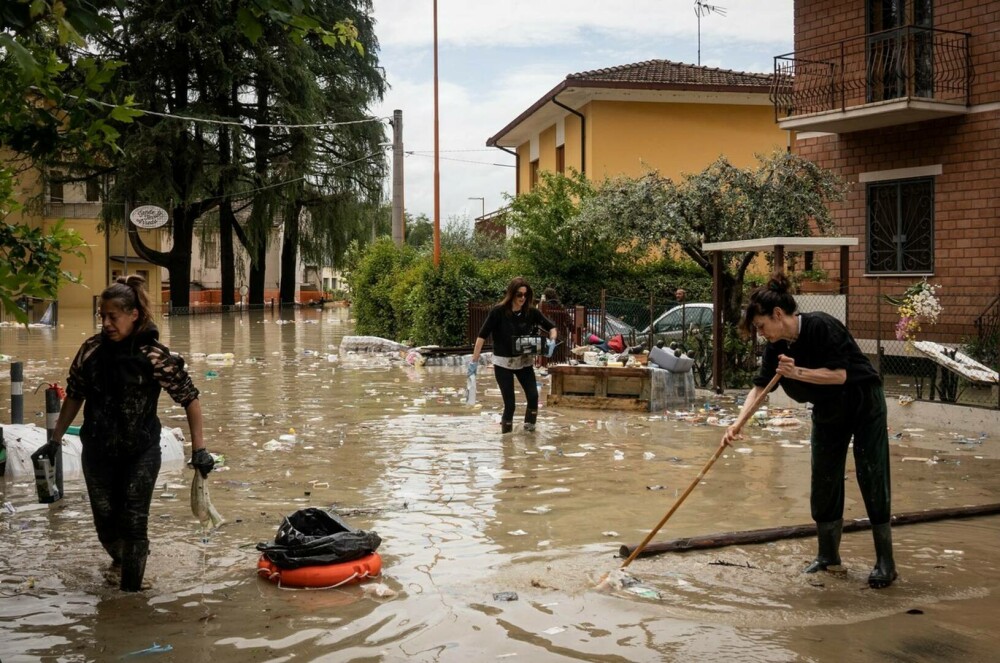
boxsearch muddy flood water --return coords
[2,308,999,662]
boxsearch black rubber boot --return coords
[868,523,898,589]
[804,519,842,573]
[523,409,538,432]
[500,420,513,435]
[103,539,123,566]
[120,540,149,592]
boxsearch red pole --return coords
[432,0,441,267]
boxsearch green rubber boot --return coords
[804,519,842,573]
[868,523,898,589]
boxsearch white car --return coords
[640,303,714,345]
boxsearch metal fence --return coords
[780,289,999,410]
[771,26,970,122]
[468,294,715,384]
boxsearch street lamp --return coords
[468,197,485,220]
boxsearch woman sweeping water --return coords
[722,272,897,589]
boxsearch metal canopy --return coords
[700,236,858,393]
[701,236,857,253]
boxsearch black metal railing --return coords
[772,26,970,121]
[972,291,1000,375]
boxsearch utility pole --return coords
[391,109,405,247]
[432,0,441,267]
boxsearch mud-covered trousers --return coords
[810,382,891,526]
[81,442,162,563]
[494,364,538,424]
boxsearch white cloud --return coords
[373,1,792,49]
[370,0,793,220]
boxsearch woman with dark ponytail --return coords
[722,272,897,589]
[46,275,212,591]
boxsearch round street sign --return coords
[129,205,170,229]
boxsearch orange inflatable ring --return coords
[257,552,382,589]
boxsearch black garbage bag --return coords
[256,508,381,570]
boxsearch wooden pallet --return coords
[546,365,651,411]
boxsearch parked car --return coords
[584,311,638,343]
[640,303,714,345]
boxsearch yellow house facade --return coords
[5,163,164,312]
[4,162,308,314]
[487,59,789,194]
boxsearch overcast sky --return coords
[369,0,793,225]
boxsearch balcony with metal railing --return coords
[43,201,104,219]
[771,26,971,134]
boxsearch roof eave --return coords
[486,78,775,147]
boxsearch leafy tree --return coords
[278,0,387,304]
[405,213,433,248]
[504,170,644,305]
[409,250,482,346]
[0,0,138,168]
[0,168,84,323]
[97,0,384,307]
[346,237,415,338]
[440,216,509,262]
[578,150,847,331]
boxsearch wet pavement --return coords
[1,308,999,662]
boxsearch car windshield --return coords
[585,311,636,339]
[641,305,712,335]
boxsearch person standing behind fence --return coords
[721,271,896,589]
[45,275,215,591]
[471,277,557,434]
[540,287,571,364]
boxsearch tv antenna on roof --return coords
[694,1,727,66]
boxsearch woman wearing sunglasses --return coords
[471,277,558,433]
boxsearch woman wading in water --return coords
[723,272,897,589]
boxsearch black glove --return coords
[33,438,61,464]
[190,448,215,478]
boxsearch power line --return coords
[407,149,502,153]
[404,152,515,168]
[51,89,389,130]
[199,150,386,202]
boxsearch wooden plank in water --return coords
[563,375,599,394]
[550,365,647,378]
[547,364,652,410]
[547,394,649,411]
[618,502,1000,559]
[607,376,643,397]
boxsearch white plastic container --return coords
[648,346,695,373]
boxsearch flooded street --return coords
[2,308,1000,662]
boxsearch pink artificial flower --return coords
[895,317,911,341]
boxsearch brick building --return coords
[773,0,999,352]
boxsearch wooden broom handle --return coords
[620,373,781,568]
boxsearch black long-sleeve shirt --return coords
[753,311,880,408]
[66,325,199,457]
[477,305,555,358]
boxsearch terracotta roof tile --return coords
[567,59,773,87]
